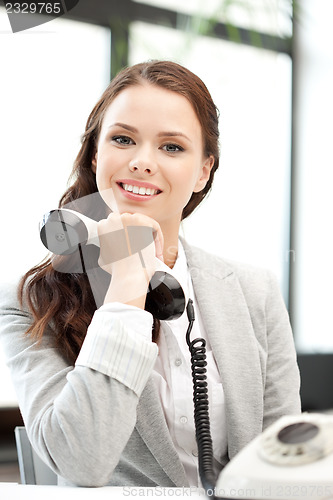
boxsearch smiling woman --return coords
[0,60,300,489]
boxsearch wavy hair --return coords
[19,60,220,364]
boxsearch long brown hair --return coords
[19,60,220,364]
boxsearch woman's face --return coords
[92,83,213,234]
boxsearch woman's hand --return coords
[97,213,164,308]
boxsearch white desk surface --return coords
[0,484,206,500]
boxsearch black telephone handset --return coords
[39,209,185,321]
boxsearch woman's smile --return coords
[116,179,162,202]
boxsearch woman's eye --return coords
[162,143,184,153]
[112,135,134,145]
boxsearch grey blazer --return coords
[0,240,301,487]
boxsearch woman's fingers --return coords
[97,212,164,273]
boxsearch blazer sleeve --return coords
[0,281,158,487]
[262,271,301,429]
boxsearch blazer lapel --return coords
[182,240,264,459]
[136,378,189,486]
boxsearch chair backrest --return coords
[14,426,57,485]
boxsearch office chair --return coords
[14,426,57,485]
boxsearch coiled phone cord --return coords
[185,299,217,496]
[185,299,258,500]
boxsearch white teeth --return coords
[121,183,158,196]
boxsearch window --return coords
[290,0,333,352]
[130,20,292,300]
[0,9,110,406]
[132,0,293,36]
[0,10,110,283]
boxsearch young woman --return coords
[0,61,300,488]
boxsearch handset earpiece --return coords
[40,209,99,256]
[39,209,185,321]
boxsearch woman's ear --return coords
[91,151,98,173]
[193,155,214,193]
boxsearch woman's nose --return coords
[129,151,157,175]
